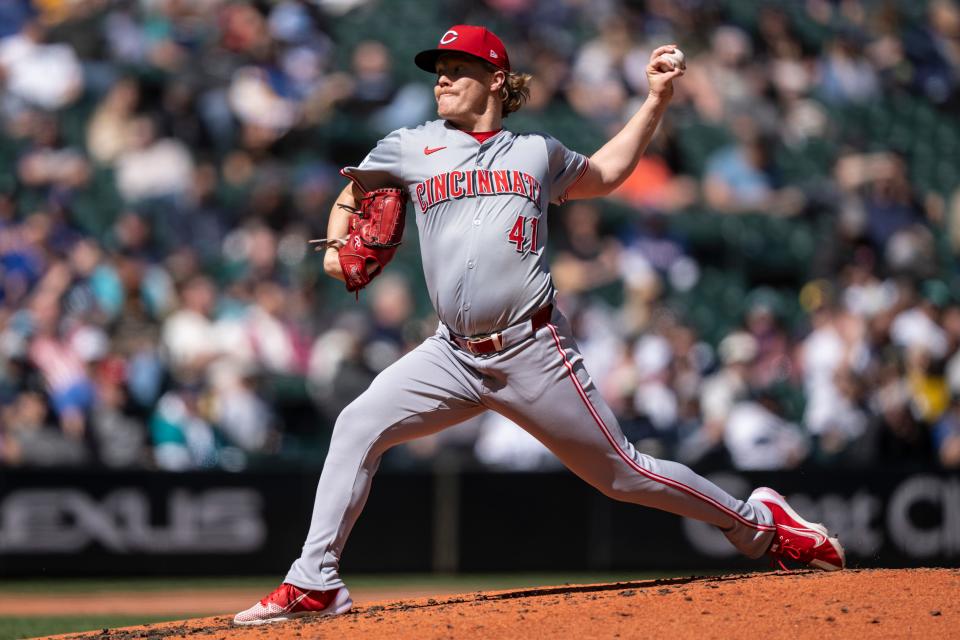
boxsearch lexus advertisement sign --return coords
[0,469,955,576]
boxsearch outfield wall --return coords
[0,468,956,576]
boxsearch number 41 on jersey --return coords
[509,215,539,254]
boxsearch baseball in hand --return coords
[660,48,686,71]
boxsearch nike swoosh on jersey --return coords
[424,146,447,155]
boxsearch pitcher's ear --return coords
[491,69,506,92]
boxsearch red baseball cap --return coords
[414,25,511,73]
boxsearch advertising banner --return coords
[0,468,955,576]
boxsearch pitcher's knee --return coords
[329,401,389,453]
[592,473,661,505]
[598,484,637,503]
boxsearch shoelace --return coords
[770,535,808,571]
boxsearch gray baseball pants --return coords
[286,309,774,589]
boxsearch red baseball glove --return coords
[321,188,408,294]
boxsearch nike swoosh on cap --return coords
[424,146,447,155]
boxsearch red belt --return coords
[451,305,553,355]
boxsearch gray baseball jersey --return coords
[285,121,776,591]
[342,119,587,336]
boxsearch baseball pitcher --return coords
[235,25,845,625]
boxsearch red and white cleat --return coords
[750,487,846,572]
[233,583,352,625]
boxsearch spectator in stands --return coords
[307,311,377,424]
[904,0,960,105]
[161,275,221,386]
[683,25,755,123]
[517,46,569,113]
[800,305,874,464]
[933,395,960,468]
[158,80,213,155]
[743,291,793,388]
[335,40,432,132]
[2,389,88,467]
[0,0,958,473]
[114,116,195,203]
[150,385,219,471]
[834,152,932,275]
[223,223,287,288]
[631,329,677,437]
[0,0,32,39]
[90,365,147,468]
[611,125,698,212]
[268,1,334,101]
[903,336,950,427]
[366,274,416,371]
[207,358,278,456]
[872,352,930,462]
[839,250,897,320]
[0,212,48,308]
[689,331,757,465]
[703,116,804,215]
[568,298,624,396]
[244,279,307,375]
[889,282,950,360]
[107,247,169,411]
[16,112,91,208]
[567,17,648,130]
[86,78,140,165]
[474,411,562,471]
[26,288,96,442]
[667,321,708,450]
[65,238,122,323]
[551,202,622,295]
[816,33,881,105]
[724,388,809,471]
[0,20,83,111]
[763,13,826,148]
[622,214,691,282]
[228,66,300,146]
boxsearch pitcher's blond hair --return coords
[500,71,532,117]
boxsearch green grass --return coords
[0,576,279,594]
[0,572,718,639]
[0,615,180,640]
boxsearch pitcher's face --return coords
[434,54,502,124]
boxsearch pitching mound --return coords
[46,569,957,640]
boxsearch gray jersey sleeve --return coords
[341,129,404,191]
[544,135,589,205]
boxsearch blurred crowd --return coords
[0,0,959,473]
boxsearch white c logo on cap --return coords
[440,30,458,45]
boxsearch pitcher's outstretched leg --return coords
[236,336,483,624]
[485,315,777,560]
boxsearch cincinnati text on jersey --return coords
[415,169,543,214]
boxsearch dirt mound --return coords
[44,569,958,640]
